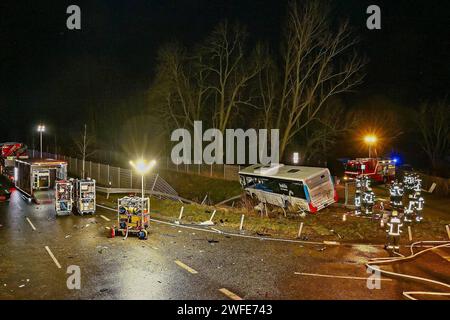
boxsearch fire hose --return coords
[366,241,450,300]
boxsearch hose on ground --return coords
[366,241,450,300]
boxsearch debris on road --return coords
[207,239,219,244]
[65,235,71,239]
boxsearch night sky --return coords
[1,0,449,145]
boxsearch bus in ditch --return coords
[238,164,337,213]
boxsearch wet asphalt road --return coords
[0,190,449,300]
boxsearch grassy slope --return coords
[158,169,241,203]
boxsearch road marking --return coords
[174,260,198,274]
[45,246,62,269]
[323,241,340,245]
[432,248,450,262]
[219,288,243,300]
[100,215,110,222]
[26,217,36,231]
[294,272,392,281]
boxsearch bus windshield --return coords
[345,163,361,172]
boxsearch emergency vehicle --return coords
[0,142,28,181]
[344,158,395,183]
[14,158,67,201]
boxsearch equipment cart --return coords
[74,178,96,215]
[55,180,73,216]
[112,196,150,240]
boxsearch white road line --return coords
[45,246,62,269]
[174,260,198,274]
[100,215,110,222]
[294,272,392,281]
[219,288,243,300]
[26,217,36,231]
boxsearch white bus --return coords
[238,164,337,213]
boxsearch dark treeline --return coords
[1,1,448,176]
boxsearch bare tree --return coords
[275,1,365,157]
[253,44,277,130]
[302,102,356,164]
[153,42,213,130]
[73,124,96,179]
[415,100,450,172]
[202,21,264,132]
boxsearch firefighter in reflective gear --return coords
[355,177,362,190]
[362,188,375,215]
[412,175,422,196]
[354,189,362,215]
[389,181,404,209]
[362,175,371,191]
[414,196,424,222]
[404,200,414,223]
[385,210,403,252]
[403,173,414,195]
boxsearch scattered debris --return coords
[316,246,327,252]
[65,235,71,239]
[100,288,109,293]
[256,231,272,237]
[19,284,25,288]
[207,239,219,244]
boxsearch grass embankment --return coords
[99,170,450,243]
[158,169,241,204]
[97,189,450,244]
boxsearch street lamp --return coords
[364,135,377,158]
[129,159,157,224]
[37,124,45,158]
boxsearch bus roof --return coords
[239,164,329,182]
[15,158,67,166]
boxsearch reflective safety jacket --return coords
[387,217,403,236]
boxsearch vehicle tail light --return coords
[308,202,318,213]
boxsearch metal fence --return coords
[164,157,240,181]
[30,150,179,199]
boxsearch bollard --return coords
[178,206,184,221]
[209,210,216,222]
[201,194,208,205]
[239,214,245,232]
[297,222,304,239]
[446,225,450,240]
[408,226,413,242]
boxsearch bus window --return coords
[288,182,306,199]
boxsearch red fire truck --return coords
[343,158,395,183]
[0,142,28,181]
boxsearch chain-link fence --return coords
[30,150,179,198]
